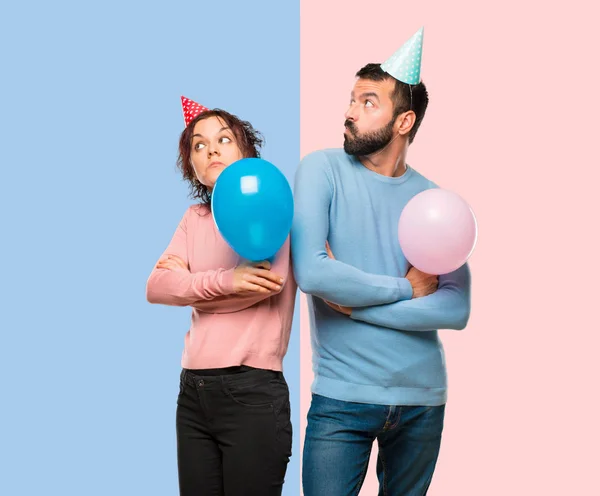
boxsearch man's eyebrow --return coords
[360,92,380,101]
[350,91,380,101]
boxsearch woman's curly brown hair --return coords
[177,109,264,206]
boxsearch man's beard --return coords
[343,118,395,156]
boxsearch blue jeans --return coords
[302,394,445,496]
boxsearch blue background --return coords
[0,1,300,494]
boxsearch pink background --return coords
[300,1,600,494]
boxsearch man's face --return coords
[343,77,397,156]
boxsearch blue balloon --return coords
[211,158,294,262]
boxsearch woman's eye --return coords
[220,136,231,144]
[194,142,206,150]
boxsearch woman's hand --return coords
[233,260,284,294]
[156,254,189,272]
[157,256,283,294]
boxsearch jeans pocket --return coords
[225,376,274,408]
[269,378,289,414]
[270,379,292,455]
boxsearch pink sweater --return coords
[146,205,297,371]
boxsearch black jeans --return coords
[176,366,293,495]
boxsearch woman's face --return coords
[190,116,243,190]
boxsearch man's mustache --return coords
[344,120,357,135]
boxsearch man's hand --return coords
[156,254,189,272]
[325,241,335,260]
[323,299,352,315]
[323,241,352,316]
[406,266,438,298]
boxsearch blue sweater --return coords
[291,149,471,406]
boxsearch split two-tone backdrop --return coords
[1,0,599,494]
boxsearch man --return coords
[291,28,472,496]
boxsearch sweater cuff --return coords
[398,277,414,300]
[219,267,236,295]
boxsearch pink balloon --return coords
[398,189,477,275]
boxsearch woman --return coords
[146,96,296,496]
